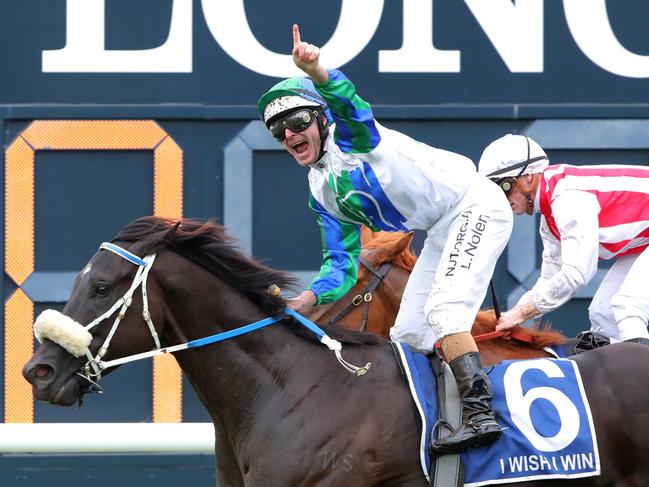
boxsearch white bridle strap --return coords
[84,243,149,332]
[93,254,160,358]
[78,244,369,379]
[100,242,147,266]
[80,245,160,379]
[140,256,160,348]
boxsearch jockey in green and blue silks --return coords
[260,70,485,305]
[259,24,514,454]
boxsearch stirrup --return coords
[431,420,502,454]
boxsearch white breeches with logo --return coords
[390,177,513,353]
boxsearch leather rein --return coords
[327,256,392,332]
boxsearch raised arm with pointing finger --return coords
[292,24,328,83]
[258,24,515,454]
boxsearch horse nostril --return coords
[31,364,54,380]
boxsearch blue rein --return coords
[186,312,287,349]
[79,242,371,377]
[186,309,325,349]
[99,307,371,377]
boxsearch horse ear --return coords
[360,225,377,245]
[164,221,181,241]
[372,231,414,263]
[391,231,414,256]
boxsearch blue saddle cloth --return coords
[392,343,600,486]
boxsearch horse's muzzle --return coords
[23,341,87,406]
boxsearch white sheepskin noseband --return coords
[34,309,93,358]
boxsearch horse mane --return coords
[112,216,297,315]
[363,232,417,271]
[112,217,382,347]
[473,310,567,349]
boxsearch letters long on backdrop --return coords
[43,0,649,78]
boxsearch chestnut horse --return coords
[305,231,566,365]
[23,217,649,486]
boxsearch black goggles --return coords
[269,109,318,141]
[494,177,518,196]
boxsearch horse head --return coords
[23,229,172,406]
[23,217,300,408]
[305,231,414,335]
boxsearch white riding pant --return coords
[589,247,649,341]
[390,177,513,353]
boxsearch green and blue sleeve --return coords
[315,70,381,154]
[308,194,361,304]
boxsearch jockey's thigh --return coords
[390,234,443,353]
[588,254,638,341]
[610,248,649,340]
[424,177,513,341]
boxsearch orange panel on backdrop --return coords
[4,120,183,423]
[4,290,34,423]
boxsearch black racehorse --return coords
[23,217,649,486]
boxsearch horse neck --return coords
[363,263,407,337]
[304,260,405,337]
[154,252,332,433]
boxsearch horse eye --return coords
[94,283,112,297]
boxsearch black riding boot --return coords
[431,352,502,454]
[625,337,649,346]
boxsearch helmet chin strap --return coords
[525,196,535,215]
[315,111,329,162]
[524,173,540,215]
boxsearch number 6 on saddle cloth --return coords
[394,343,599,485]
